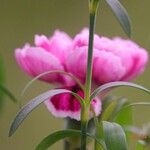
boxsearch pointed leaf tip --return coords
[105,0,131,37]
[103,121,128,150]
[9,89,83,136]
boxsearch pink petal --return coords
[34,35,50,51]
[73,28,100,49]
[66,47,88,84]
[35,30,73,64]
[49,30,73,63]
[93,49,126,84]
[44,86,102,120]
[15,45,68,84]
[66,47,126,84]
[95,37,149,80]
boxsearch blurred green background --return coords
[0,0,150,149]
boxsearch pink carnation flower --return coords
[15,28,148,120]
[66,29,148,84]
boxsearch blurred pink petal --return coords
[35,30,72,63]
[15,44,70,84]
[66,29,148,85]
[15,30,75,85]
[44,86,101,120]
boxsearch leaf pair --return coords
[8,80,150,150]
[35,121,127,150]
[9,89,84,137]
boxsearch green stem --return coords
[81,0,99,150]
[81,103,90,150]
[64,118,82,150]
[85,8,96,102]
[85,0,100,103]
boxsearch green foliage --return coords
[0,55,17,113]
[9,89,83,136]
[105,0,131,36]
[21,70,84,97]
[36,129,106,150]
[136,140,146,150]
[0,85,17,103]
[90,81,150,100]
[101,99,118,121]
[93,97,132,150]
[0,55,5,112]
[103,121,128,150]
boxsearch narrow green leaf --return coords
[0,55,4,84]
[136,140,146,150]
[110,98,128,122]
[0,56,17,105]
[103,121,128,150]
[123,102,150,109]
[92,105,104,136]
[36,129,106,150]
[101,99,117,121]
[115,102,133,125]
[91,106,105,150]
[105,0,131,36]
[0,84,17,103]
[90,81,150,100]
[0,55,5,111]
[114,100,133,142]
[9,89,83,137]
[116,101,150,126]
[21,70,84,97]
[102,95,117,110]
[101,98,132,140]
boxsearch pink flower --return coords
[44,86,101,120]
[66,29,148,84]
[15,28,148,120]
[15,30,73,85]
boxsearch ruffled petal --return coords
[44,86,102,120]
[15,45,68,84]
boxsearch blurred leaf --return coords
[105,0,131,36]
[91,106,105,150]
[101,99,117,121]
[36,129,106,150]
[115,102,150,125]
[114,100,133,142]
[125,126,145,140]
[0,55,4,84]
[136,140,146,150]
[9,89,83,137]
[21,70,84,97]
[0,55,5,111]
[102,95,117,110]
[124,102,150,108]
[0,84,17,103]
[90,81,150,100]
[113,99,132,125]
[117,101,150,125]
[103,121,128,150]
[101,97,132,141]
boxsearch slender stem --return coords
[81,103,90,150]
[85,0,99,102]
[64,118,82,150]
[84,10,96,102]
[80,0,99,150]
